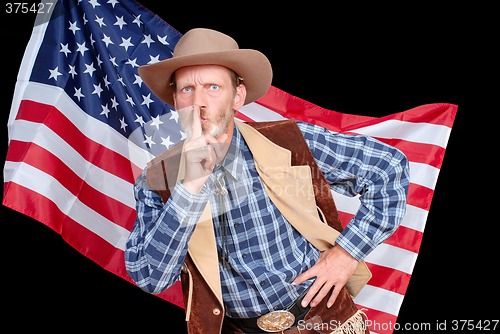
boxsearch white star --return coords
[102,34,113,47]
[119,117,128,131]
[95,15,106,27]
[108,0,119,7]
[100,103,111,118]
[60,43,71,56]
[92,83,103,97]
[96,54,103,67]
[117,75,126,86]
[83,62,96,77]
[148,54,161,64]
[134,114,146,127]
[110,96,119,110]
[157,35,170,45]
[143,134,155,148]
[133,74,143,87]
[68,21,80,34]
[88,0,101,9]
[83,13,88,25]
[120,37,134,52]
[114,16,127,30]
[126,94,136,106]
[150,115,164,130]
[132,14,142,27]
[103,75,111,89]
[161,135,174,149]
[109,55,118,67]
[48,66,62,81]
[141,34,154,47]
[169,109,179,122]
[76,41,89,56]
[68,64,78,79]
[125,58,139,68]
[141,93,154,108]
[74,87,85,101]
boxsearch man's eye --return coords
[181,87,191,93]
[209,84,219,91]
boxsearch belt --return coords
[227,292,311,333]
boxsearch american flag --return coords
[3,1,457,333]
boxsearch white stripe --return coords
[409,160,440,190]
[7,119,136,209]
[365,243,418,274]
[402,204,428,232]
[3,161,130,250]
[354,119,453,149]
[354,284,404,316]
[238,102,286,121]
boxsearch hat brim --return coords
[138,49,272,107]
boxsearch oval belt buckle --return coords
[256,310,295,332]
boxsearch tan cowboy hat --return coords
[138,28,273,107]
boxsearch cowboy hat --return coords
[138,28,273,107]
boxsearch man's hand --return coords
[293,245,358,308]
[182,106,227,194]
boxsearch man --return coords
[125,28,410,334]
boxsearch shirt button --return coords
[212,308,221,316]
[242,253,247,259]
[234,223,240,228]
[260,281,266,286]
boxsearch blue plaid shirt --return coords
[125,121,410,318]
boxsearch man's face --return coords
[174,65,243,138]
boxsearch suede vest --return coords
[146,119,371,334]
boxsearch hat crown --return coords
[174,28,239,58]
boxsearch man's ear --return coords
[233,84,246,109]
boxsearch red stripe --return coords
[16,100,142,184]
[384,225,423,254]
[6,140,136,229]
[338,211,423,254]
[375,137,447,169]
[366,263,412,295]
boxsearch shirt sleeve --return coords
[124,168,210,294]
[297,121,410,261]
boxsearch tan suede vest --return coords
[146,119,371,334]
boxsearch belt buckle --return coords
[256,310,295,332]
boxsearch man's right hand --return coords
[182,106,227,194]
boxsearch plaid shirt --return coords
[125,121,410,318]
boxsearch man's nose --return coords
[192,89,207,109]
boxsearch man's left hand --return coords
[292,245,358,308]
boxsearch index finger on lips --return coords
[191,105,202,138]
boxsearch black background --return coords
[1,2,496,332]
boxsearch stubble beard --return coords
[204,106,232,137]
